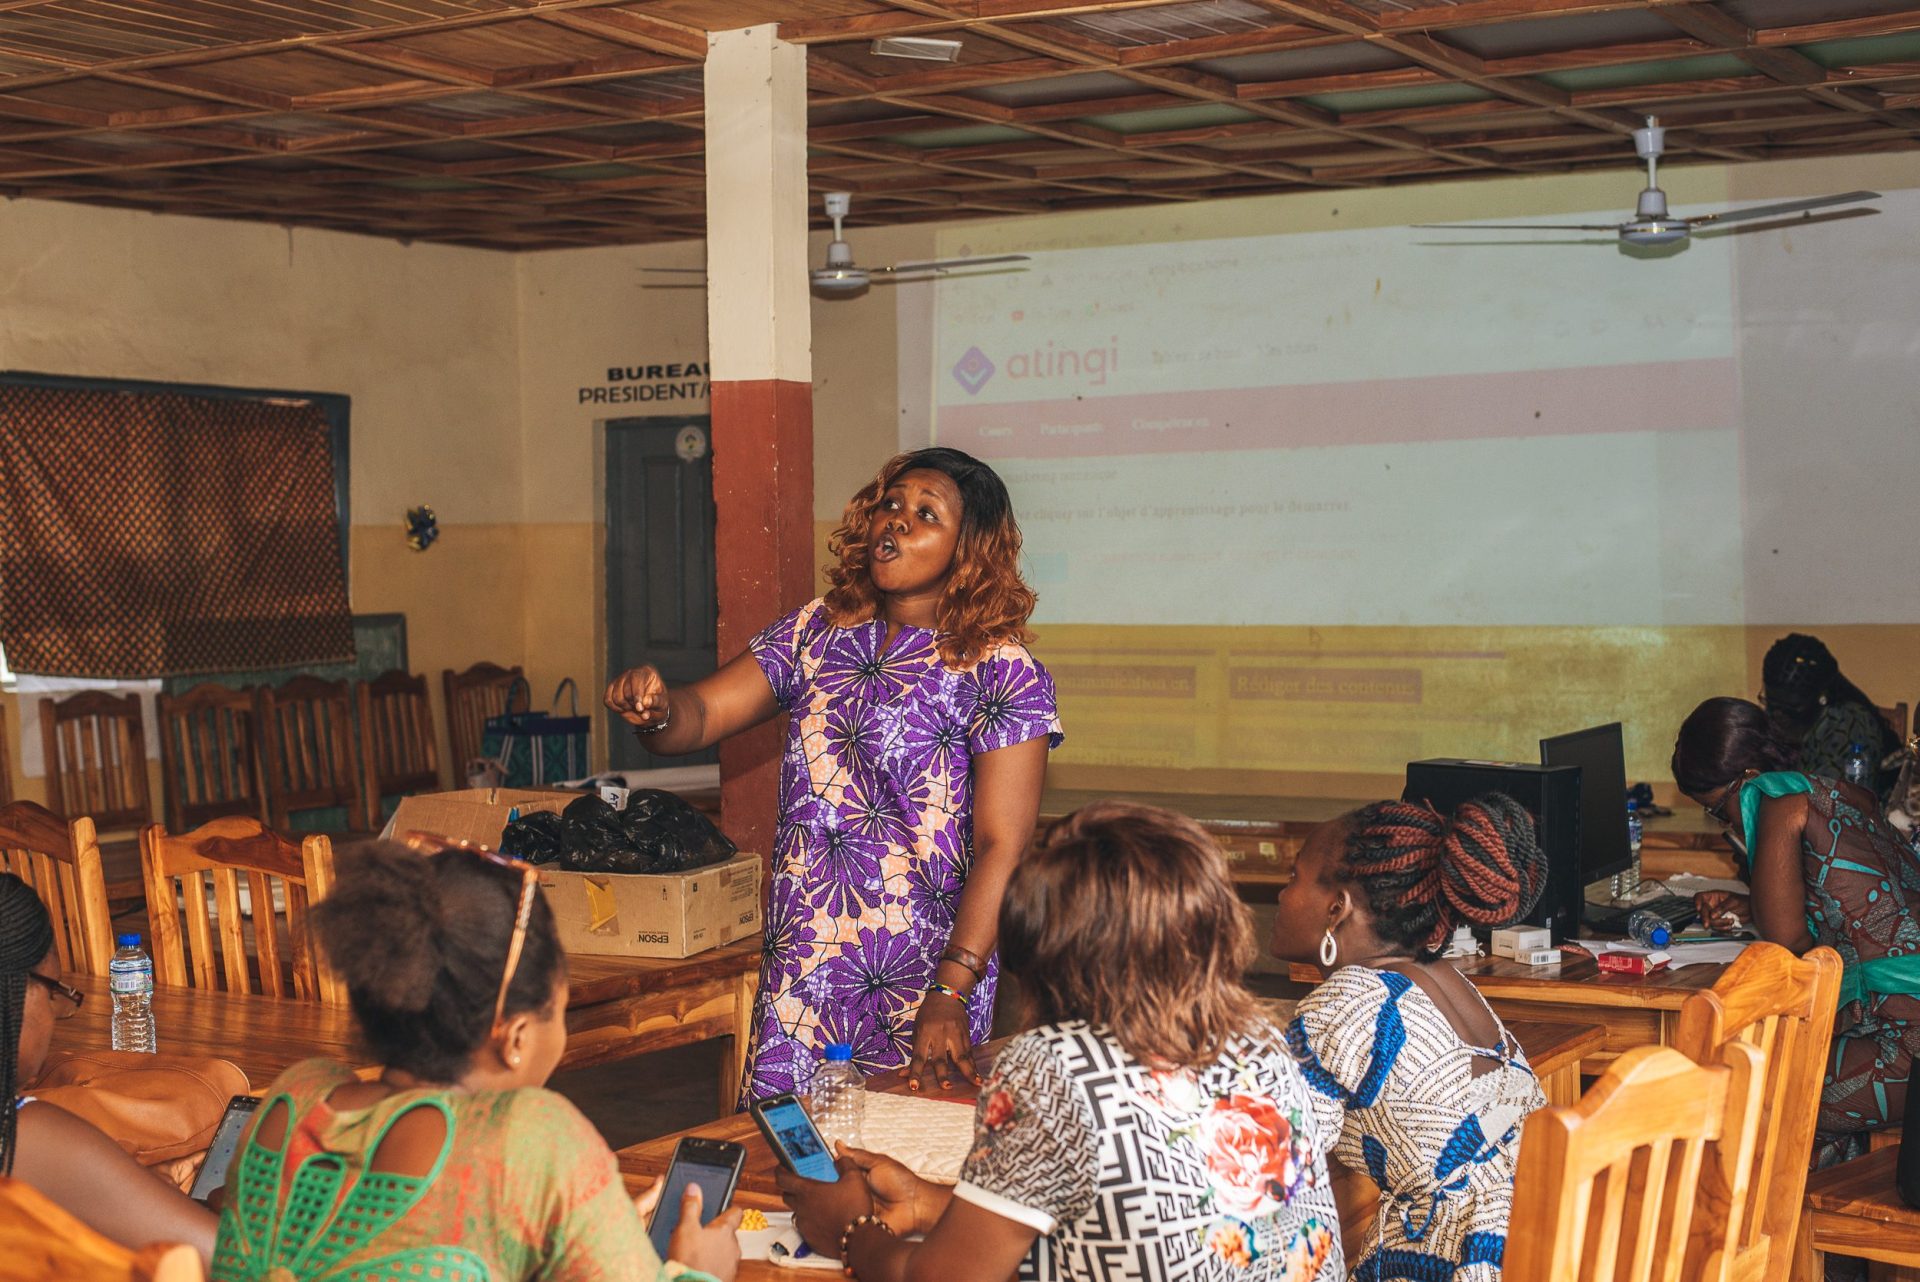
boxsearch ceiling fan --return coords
[645,191,1029,295]
[1414,116,1880,248]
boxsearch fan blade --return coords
[873,254,1031,275]
[1410,223,1623,232]
[640,267,708,274]
[1685,191,1879,227]
[1693,206,1880,239]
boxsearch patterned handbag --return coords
[482,678,590,788]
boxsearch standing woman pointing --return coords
[606,448,1062,1101]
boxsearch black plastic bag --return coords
[499,810,563,863]
[499,790,736,875]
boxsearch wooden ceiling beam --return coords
[1655,5,1829,86]
[1756,10,1920,47]
[523,10,709,61]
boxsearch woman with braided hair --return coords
[1271,794,1549,1282]
[1761,633,1897,800]
[1,873,216,1261]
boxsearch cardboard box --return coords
[538,853,763,960]
[1492,926,1553,960]
[384,789,763,959]
[1597,949,1669,977]
[383,788,577,849]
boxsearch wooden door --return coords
[606,418,717,770]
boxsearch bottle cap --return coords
[824,1043,853,1063]
[115,932,141,948]
[1650,923,1671,948]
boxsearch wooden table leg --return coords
[1541,1061,1582,1109]
[720,967,757,1114]
[1792,1206,1822,1282]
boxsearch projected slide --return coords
[902,218,1752,785]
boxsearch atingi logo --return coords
[951,345,996,395]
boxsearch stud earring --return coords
[509,1054,521,1068]
[1319,930,1339,968]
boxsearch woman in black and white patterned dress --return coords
[779,802,1344,1282]
[1273,795,1549,1282]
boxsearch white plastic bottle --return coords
[811,1042,865,1151]
[109,931,156,1053]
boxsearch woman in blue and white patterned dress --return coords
[1273,795,1550,1282]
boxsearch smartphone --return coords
[751,1093,840,1183]
[647,1136,745,1259]
[189,1095,262,1203]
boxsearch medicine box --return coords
[1491,926,1553,960]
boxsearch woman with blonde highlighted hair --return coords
[606,448,1061,1101]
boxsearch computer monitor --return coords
[1540,722,1632,883]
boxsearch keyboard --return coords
[1582,890,1699,937]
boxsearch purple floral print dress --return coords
[741,598,1063,1103]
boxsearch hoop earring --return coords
[1319,930,1339,968]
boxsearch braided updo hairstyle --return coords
[1,873,57,1174]
[311,844,563,1083]
[1332,794,1547,960]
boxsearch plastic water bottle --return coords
[811,1043,865,1150]
[1843,741,1873,787]
[1625,799,1643,860]
[109,932,156,1053]
[1626,910,1673,950]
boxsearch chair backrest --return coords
[1506,1041,1765,1282]
[37,691,152,833]
[1674,943,1843,1282]
[0,800,112,976]
[1,702,14,805]
[155,683,264,834]
[0,1175,205,1282]
[441,662,525,772]
[139,817,341,1004]
[256,676,367,832]
[1877,702,1909,744]
[356,670,441,822]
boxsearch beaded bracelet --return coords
[925,981,968,1003]
[940,944,987,982]
[839,1213,896,1277]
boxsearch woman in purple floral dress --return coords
[605,448,1061,1100]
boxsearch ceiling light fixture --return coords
[870,36,963,61]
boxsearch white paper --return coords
[1663,873,1750,897]
[1569,939,1748,970]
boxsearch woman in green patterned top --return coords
[210,843,741,1282]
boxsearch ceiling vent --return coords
[870,36,964,61]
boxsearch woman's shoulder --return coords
[257,1057,362,1104]
[1295,964,1404,1018]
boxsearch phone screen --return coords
[760,1097,839,1182]
[190,1095,261,1202]
[648,1145,740,1260]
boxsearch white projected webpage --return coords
[910,220,1746,630]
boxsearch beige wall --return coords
[0,198,523,804]
[6,149,1920,806]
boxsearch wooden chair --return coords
[1,701,14,805]
[1506,1041,1766,1282]
[441,662,525,775]
[0,800,112,976]
[139,816,341,1004]
[357,670,441,824]
[256,675,367,832]
[155,682,265,833]
[1675,943,1844,1282]
[37,691,152,833]
[0,1176,204,1282]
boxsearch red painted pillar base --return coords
[711,377,815,864]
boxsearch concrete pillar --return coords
[704,24,814,863]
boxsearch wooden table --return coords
[1288,952,1725,1075]
[55,940,762,1104]
[56,971,365,1088]
[1039,788,1734,897]
[618,1020,1603,1278]
[1796,1146,1920,1281]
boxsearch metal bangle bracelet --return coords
[632,709,672,735]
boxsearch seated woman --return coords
[2,873,217,1262]
[1272,794,1549,1282]
[1762,633,1896,798]
[1675,696,1920,1164]
[779,801,1343,1282]
[210,844,742,1282]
